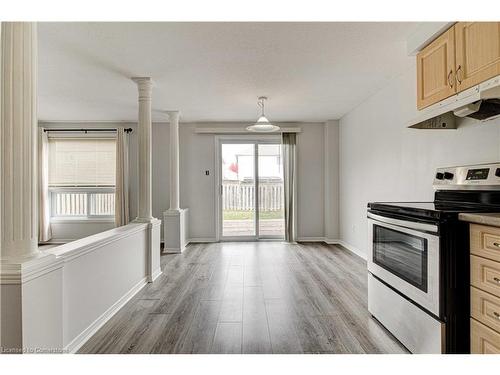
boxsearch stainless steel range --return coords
[367,162,500,354]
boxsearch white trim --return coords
[149,268,162,283]
[296,236,326,242]
[196,127,301,134]
[187,238,217,243]
[64,276,148,353]
[48,223,148,262]
[41,240,69,245]
[215,136,284,241]
[163,247,183,254]
[0,254,64,284]
[328,239,367,260]
[294,237,367,260]
[323,238,338,245]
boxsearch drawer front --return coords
[471,318,500,354]
[470,224,500,262]
[471,255,500,298]
[471,286,500,333]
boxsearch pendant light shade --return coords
[246,97,280,132]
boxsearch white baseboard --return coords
[163,247,183,254]
[327,239,367,260]
[44,239,74,244]
[296,237,367,260]
[64,276,148,353]
[187,238,218,243]
[149,268,162,283]
[166,236,366,260]
[296,236,326,242]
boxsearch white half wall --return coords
[48,222,153,352]
[0,222,158,353]
[339,60,500,258]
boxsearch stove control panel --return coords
[433,162,500,190]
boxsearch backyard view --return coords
[221,143,284,238]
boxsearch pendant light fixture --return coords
[246,96,280,133]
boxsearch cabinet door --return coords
[455,22,500,92]
[417,27,456,109]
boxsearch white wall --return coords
[49,223,151,352]
[295,123,325,239]
[324,120,340,241]
[39,122,134,243]
[178,122,326,241]
[41,121,329,242]
[50,220,115,243]
[339,61,500,257]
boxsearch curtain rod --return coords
[43,128,133,133]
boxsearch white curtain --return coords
[38,127,52,242]
[115,128,130,226]
[282,133,297,242]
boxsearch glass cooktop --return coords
[370,201,485,212]
[368,191,500,221]
[368,200,500,221]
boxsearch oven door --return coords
[367,212,440,317]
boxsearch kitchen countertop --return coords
[458,212,500,227]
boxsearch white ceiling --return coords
[38,22,420,123]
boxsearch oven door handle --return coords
[367,212,438,234]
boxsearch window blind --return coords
[48,138,116,186]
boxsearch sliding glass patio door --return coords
[219,139,284,240]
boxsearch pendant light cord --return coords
[258,97,266,117]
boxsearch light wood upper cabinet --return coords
[455,22,500,92]
[416,22,500,110]
[417,27,456,110]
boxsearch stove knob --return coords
[496,168,500,177]
[444,172,454,180]
[435,172,444,180]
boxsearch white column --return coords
[132,77,153,221]
[163,110,188,253]
[131,77,161,282]
[167,111,180,211]
[1,22,39,259]
[0,22,64,353]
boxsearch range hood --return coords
[409,75,500,129]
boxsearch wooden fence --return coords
[222,180,283,211]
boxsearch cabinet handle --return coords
[447,70,454,88]
[493,242,500,248]
[494,277,500,284]
[456,65,463,85]
[494,311,500,320]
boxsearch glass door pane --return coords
[372,225,428,292]
[221,143,256,237]
[257,144,284,238]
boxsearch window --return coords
[48,137,116,219]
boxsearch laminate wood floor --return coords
[78,242,408,354]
